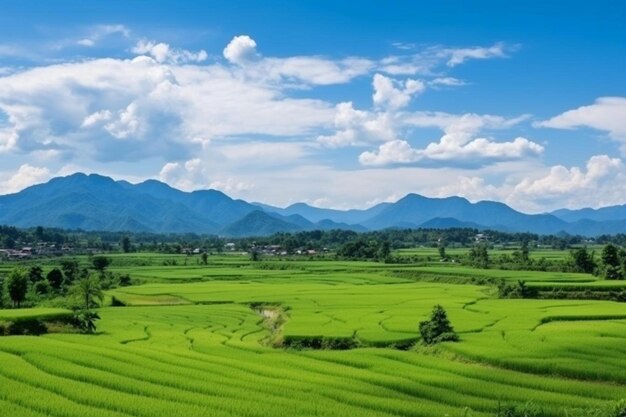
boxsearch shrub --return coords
[419,305,459,345]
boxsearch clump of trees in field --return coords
[419,305,458,345]
[1,255,130,313]
[336,239,391,261]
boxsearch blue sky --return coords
[0,1,625,212]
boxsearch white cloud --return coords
[223,35,374,86]
[359,140,420,165]
[132,40,208,64]
[359,112,542,166]
[223,35,259,65]
[77,24,130,47]
[512,155,623,199]
[441,42,508,67]
[317,101,397,148]
[0,164,51,194]
[372,73,425,109]
[538,97,626,152]
[158,158,208,191]
[0,53,335,161]
[430,77,466,87]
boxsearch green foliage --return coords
[468,244,490,268]
[498,280,538,298]
[337,238,391,261]
[419,304,459,345]
[70,276,103,310]
[27,265,44,283]
[91,255,112,273]
[60,259,80,284]
[33,280,51,296]
[46,268,64,290]
[72,309,100,334]
[121,236,132,253]
[4,268,28,308]
[601,244,625,280]
[569,246,597,273]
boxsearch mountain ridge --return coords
[1,173,626,237]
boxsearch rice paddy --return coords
[1,253,625,416]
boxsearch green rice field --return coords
[0,253,625,416]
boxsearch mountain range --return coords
[1,173,626,237]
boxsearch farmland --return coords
[1,253,625,416]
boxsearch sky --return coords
[0,0,625,212]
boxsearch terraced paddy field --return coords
[1,255,625,416]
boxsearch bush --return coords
[419,305,459,345]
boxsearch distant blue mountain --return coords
[551,205,626,223]
[361,193,568,234]
[0,173,364,235]
[258,201,391,224]
[2,173,626,236]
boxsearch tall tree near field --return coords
[46,268,64,291]
[72,276,104,310]
[468,244,489,268]
[378,240,391,261]
[601,244,622,279]
[569,247,596,274]
[5,268,28,308]
[121,236,132,253]
[438,244,446,260]
[201,252,209,265]
[60,259,80,283]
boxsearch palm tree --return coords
[72,276,104,309]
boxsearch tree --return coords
[601,244,622,280]
[569,247,596,274]
[468,244,489,268]
[520,240,530,263]
[419,305,459,345]
[378,240,391,262]
[27,265,44,283]
[46,268,64,291]
[71,276,104,310]
[5,268,28,308]
[121,236,132,253]
[73,309,100,334]
[438,244,446,260]
[250,250,261,262]
[34,280,51,296]
[91,255,112,276]
[201,252,209,265]
[60,259,80,283]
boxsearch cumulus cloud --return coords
[0,53,334,161]
[223,35,259,65]
[538,97,626,152]
[359,140,420,165]
[372,73,425,109]
[512,155,623,198]
[132,40,208,64]
[317,101,397,148]
[359,112,542,166]
[0,164,51,194]
[158,158,208,191]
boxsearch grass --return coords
[0,253,625,416]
